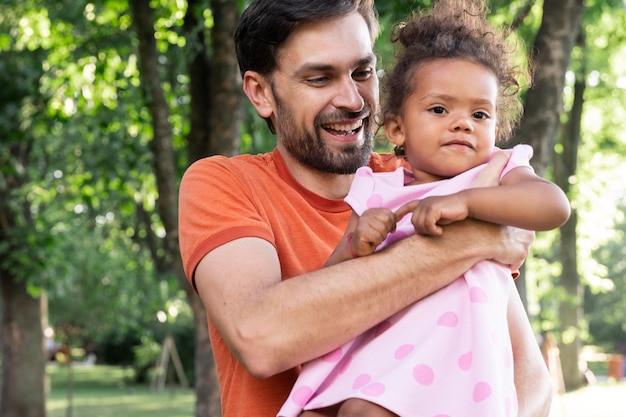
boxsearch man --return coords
[178,1,552,416]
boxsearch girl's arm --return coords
[410,167,571,235]
[325,208,398,266]
[467,166,570,230]
[325,213,360,267]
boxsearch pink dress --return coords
[277,145,533,417]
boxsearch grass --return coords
[46,362,625,417]
[47,364,195,417]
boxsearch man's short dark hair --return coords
[235,0,379,78]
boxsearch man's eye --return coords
[307,77,329,85]
[353,68,373,81]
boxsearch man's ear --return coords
[383,114,405,148]
[242,71,274,119]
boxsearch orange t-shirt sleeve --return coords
[178,155,275,288]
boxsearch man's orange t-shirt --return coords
[178,148,403,417]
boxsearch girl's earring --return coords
[394,145,406,157]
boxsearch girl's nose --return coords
[450,116,474,133]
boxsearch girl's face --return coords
[384,58,498,184]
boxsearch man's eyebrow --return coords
[357,54,377,66]
[294,54,377,76]
[294,63,335,75]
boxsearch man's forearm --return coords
[508,286,553,417]
[252,220,500,374]
[198,220,523,378]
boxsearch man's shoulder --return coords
[184,151,277,179]
[194,151,274,167]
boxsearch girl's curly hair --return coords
[380,0,532,143]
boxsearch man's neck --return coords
[277,146,355,200]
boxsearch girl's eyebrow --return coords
[421,93,495,107]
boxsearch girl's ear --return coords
[242,71,274,119]
[383,114,406,148]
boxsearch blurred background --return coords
[1,0,625,416]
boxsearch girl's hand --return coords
[350,208,398,257]
[394,194,470,236]
[408,194,471,236]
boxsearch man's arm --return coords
[508,285,553,417]
[194,220,533,379]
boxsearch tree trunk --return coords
[129,0,179,259]
[514,0,585,174]
[131,0,221,417]
[183,1,243,416]
[557,211,582,390]
[1,274,46,417]
[209,0,244,157]
[0,49,47,417]
[185,0,212,162]
[552,30,586,391]
[190,294,220,417]
[512,0,585,336]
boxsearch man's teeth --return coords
[325,120,363,135]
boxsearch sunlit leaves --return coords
[1,0,624,363]
[0,0,193,348]
[585,202,626,351]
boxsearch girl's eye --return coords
[473,111,490,120]
[431,106,446,114]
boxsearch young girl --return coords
[278,0,570,416]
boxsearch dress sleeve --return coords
[344,166,377,216]
[499,144,534,180]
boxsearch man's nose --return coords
[333,78,364,112]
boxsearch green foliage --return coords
[585,202,626,352]
[1,0,625,391]
[97,329,193,384]
[100,330,142,366]
[571,4,626,349]
[578,0,626,155]
[0,0,194,363]
[0,50,52,287]
[133,336,162,373]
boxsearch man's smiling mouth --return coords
[323,119,364,136]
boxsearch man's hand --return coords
[489,223,535,272]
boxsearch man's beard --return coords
[274,94,373,175]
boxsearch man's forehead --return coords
[276,13,374,72]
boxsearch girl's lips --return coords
[444,140,474,149]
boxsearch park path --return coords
[549,382,626,417]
